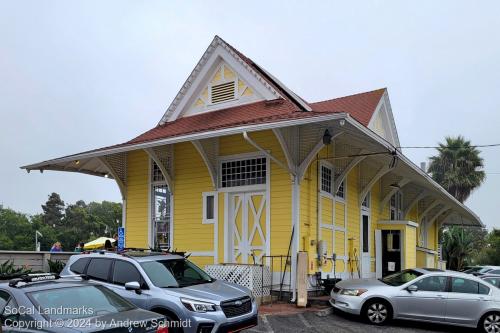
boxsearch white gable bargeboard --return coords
[160,37,283,124]
[367,90,400,147]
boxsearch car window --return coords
[86,258,112,281]
[70,258,90,274]
[479,283,491,295]
[29,285,135,320]
[141,259,213,288]
[0,290,10,312]
[451,277,489,294]
[489,270,500,275]
[112,260,143,287]
[485,277,500,288]
[381,269,423,286]
[412,276,447,292]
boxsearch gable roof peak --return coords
[158,36,310,125]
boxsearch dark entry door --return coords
[381,230,401,277]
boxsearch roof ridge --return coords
[311,88,386,105]
[215,36,311,112]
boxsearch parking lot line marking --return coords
[261,315,274,333]
[298,313,313,328]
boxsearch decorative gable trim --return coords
[159,36,283,124]
[367,89,401,147]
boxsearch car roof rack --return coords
[8,273,60,287]
[119,247,187,258]
[8,273,90,288]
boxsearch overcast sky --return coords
[1,1,499,228]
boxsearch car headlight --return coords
[181,298,217,313]
[339,288,367,296]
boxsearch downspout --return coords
[242,131,300,301]
[290,175,300,302]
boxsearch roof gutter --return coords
[22,113,347,171]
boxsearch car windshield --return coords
[141,259,213,288]
[478,267,493,274]
[29,285,135,320]
[380,269,423,286]
[464,267,483,273]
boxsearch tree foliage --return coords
[442,226,476,270]
[428,135,485,203]
[0,194,121,251]
[475,229,500,265]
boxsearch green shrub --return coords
[0,260,32,279]
[47,259,65,274]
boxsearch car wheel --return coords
[363,300,391,325]
[481,312,500,333]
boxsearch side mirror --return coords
[125,281,142,294]
[407,285,418,293]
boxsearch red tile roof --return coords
[127,88,385,145]
[310,88,386,126]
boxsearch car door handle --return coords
[436,294,445,299]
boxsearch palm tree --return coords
[442,226,475,270]
[428,136,485,203]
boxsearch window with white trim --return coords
[336,180,345,200]
[151,161,171,249]
[390,191,403,220]
[362,191,370,209]
[202,192,217,224]
[320,165,333,194]
[220,157,266,188]
[419,216,428,247]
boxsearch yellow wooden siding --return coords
[404,225,417,268]
[346,166,361,264]
[173,142,214,260]
[125,150,149,248]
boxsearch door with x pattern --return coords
[229,192,268,264]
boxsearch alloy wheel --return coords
[484,314,500,333]
[367,303,388,324]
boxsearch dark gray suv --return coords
[61,251,258,333]
[0,273,166,333]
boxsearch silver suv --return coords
[61,251,258,333]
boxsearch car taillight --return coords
[157,325,168,333]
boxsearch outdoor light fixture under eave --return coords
[323,129,333,145]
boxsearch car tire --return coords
[362,299,392,325]
[479,312,500,333]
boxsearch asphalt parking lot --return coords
[246,310,472,333]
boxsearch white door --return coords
[361,213,371,278]
[229,192,268,264]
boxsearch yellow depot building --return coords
[24,36,481,298]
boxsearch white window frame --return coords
[202,192,218,225]
[149,160,173,249]
[419,216,428,247]
[320,161,334,198]
[218,152,268,192]
[390,191,404,220]
[362,191,371,210]
[336,180,346,202]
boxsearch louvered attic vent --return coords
[211,81,235,104]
